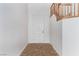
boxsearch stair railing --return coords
[50,3,79,21]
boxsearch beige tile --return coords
[20,43,58,56]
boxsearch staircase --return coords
[50,3,79,21]
[20,43,58,56]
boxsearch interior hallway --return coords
[0,3,62,56]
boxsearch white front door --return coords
[28,3,50,43]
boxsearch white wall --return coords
[28,3,50,43]
[0,4,28,56]
[62,17,79,56]
[50,15,62,55]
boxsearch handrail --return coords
[50,3,79,21]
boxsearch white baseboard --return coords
[18,43,28,56]
[50,43,62,56]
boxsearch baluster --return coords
[66,6,67,16]
[64,5,66,16]
[78,3,79,16]
[50,3,55,16]
[62,4,63,17]
[50,4,53,16]
[74,3,75,16]
[67,6,69,16]
[56,4,59,16]
[69,6,70,17]
[52,4,55,16]
[58,4,60,16]
[61,4,63,17]
[59,5,60,16]
[70,4,72,16]
[75,3,78,16]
